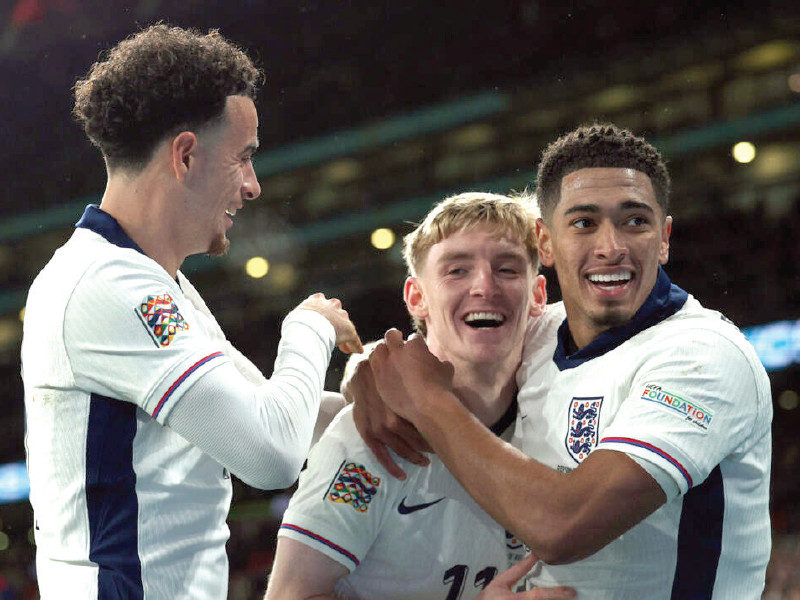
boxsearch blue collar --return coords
[75,204,145,255]
[553,267,688,370]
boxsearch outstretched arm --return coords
[369,330,666,564]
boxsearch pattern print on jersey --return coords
[136,293,190,347]
[325,460,381,513]
[565,397,602,463]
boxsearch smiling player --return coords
[21,25,361,600]
[266,192,574,600]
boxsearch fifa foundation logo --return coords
[640,383,714,430]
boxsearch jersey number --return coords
[443,565,498,599]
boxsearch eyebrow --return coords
[436,250,527,263]
[242,142,259,155]
[563,200,655,216]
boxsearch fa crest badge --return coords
[565,397,602,463]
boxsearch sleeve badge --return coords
[136,293,190,348]
[325,460,381,513]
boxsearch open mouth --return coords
[587,272,632,290]
[464,312,505,328]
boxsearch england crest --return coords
[565,397,602,463]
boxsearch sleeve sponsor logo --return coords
[325,460,381,513]
[640,384,713,430]
[135,293,190,348]
[565,397,603,464]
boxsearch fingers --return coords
[492,552,539,587]
[337,324,364,354]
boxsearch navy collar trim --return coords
[489,395,518,436]
[75,204,145,255]
[553,267,688,370]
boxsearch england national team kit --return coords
[21,205,335,599]
[515,268,772,598]
[279,403,524,600]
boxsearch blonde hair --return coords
[403,191,540,334]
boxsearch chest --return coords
[516,352,638,471]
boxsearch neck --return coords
[439,352,519,427]
[99,164,186,278]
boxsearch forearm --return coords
[167,311,335,489]
[411,389,664,563]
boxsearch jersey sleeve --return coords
[597,325,770,495]
[63,256,229,422]
[278,406,407,571]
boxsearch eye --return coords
[625,215,649,227]
[571,217,594,229]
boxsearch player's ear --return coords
[659,215,672,265]
[171,131,198,181]
[404,277,428,320]
[529,274,547,317]
[536,218,554,267]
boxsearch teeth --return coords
[588,272,631,283]
[226,210,236,217]
[465,312,504,325]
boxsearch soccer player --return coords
[265,193,575,600]
[21,25,362,599]
[364,124,773,597]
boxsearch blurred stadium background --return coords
[1,1,799,597]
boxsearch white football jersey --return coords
[21,206,331,599]
[279,403,523,600]
[516,269,772,598]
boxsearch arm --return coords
[369,330,666,564]
[265,537,348,600]
[164,308,343,489]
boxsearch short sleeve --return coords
[598,327,768,495]
[279,407,406,570]
[64,256,229,422]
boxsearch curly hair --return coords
[403,191,540,336]
[535,123,671,219]
[73,24,263,170]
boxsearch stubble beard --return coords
[208,234,230,257]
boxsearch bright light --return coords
[371,228,396,250]
[778,390,799,411]
[245,256,269,279]
[789,73,800,93]
[732,141,756,164]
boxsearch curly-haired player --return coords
[22,24,361,599]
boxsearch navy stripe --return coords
[671,465,724,598]
[86,394,143,599]
[554,267,689,370]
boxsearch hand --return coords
[368,329,455,424]
[344,356,430,480]
[297,293,363,354]
[475,553,576,600]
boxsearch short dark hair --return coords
[535,123,671,219]
[73,24,263,170]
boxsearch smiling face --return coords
[405,225,544,372]
[186,95,261,256]
[537,167,672,349]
